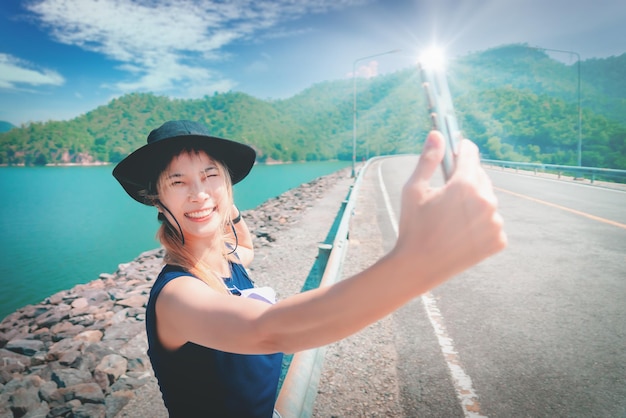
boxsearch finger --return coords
[451,139,480,178]
[455,139,498,197]
[408,130,445,190]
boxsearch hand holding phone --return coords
[418,62,462,181]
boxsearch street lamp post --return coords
[352,49,401,177]
[531,46,582,166]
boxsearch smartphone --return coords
[418,62,462,181]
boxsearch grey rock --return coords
[20,402,49,418]
[58,350,81,367]
[46,337,84,361]
[82,343,116,365]
[72,402,106,418]
[48,404,72,416]
[51,368,92,388]
[74,330,103,344]
[95,354,128,387]
[35,305,71,328]
[0,348,31,374]
[8,386,40,417]
[115,295,147,309]
[105,390,134,418]
[5,338,44,356]
[70,382,105,404]
[102,321,143,343]
[50,322,85,341]
[38,380,58,402]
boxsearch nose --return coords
[189,179,209,202]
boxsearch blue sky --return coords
[1,0,625,126]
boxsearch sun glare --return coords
[419,46,447,70]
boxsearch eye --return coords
[169,178,185,187]
[202,167,219,179]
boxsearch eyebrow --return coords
[166,166,218,180]
[166,172,182,180]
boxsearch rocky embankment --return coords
[0,168,351,418]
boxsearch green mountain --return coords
[0,121,15,133]
[1,43,624,169]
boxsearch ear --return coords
[155,200,165,220]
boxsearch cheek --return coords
[158,188,185,207]
[209,178,229,199]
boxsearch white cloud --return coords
[0,53,65,90]
[25,0,368,97]
[347,60,379,79]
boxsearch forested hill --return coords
[1,43,625,169]
[0,121,15,133]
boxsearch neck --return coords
[186,237,230,277]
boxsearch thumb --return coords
[408,131,445,191]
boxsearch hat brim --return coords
[113,134,256,205]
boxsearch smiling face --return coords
[156,150,232,247]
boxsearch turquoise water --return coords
[0,161,349,320]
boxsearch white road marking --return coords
[377,160,487,418]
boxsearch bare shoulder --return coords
[155,276,225,349]
[157,276,218,313]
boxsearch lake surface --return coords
[0,161,349,320]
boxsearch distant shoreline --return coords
[0,159,347,168]
[45,162,112,167]
[0,162,112,167]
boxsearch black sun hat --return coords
[113,120,256,205]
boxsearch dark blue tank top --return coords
[146,262,283,417]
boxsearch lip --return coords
[185,207,216,221]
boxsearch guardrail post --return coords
[317,243,333,270]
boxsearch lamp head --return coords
[419,46,447,71]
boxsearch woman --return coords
[113,119,506,417]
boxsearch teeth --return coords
[186,208,214,219]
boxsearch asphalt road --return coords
[374,155,626,417]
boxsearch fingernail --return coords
[424,131,436,150]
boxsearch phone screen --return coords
[418,63,462,181]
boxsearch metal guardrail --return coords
[481,159,626,185]
[275,160,373,417]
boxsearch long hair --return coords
[150,148,239,294]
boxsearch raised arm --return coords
[157,131,507,354]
